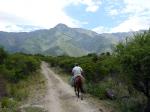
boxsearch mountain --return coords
[0,23,135,57]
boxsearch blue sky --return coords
[65,0,128,29]
[0,0,150,33]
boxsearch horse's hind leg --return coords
[74,86,78,96]
[77,87,80,98]
[81,94,83,100]
[81,84,85,93]
[80,88,83,100]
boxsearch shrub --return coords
[1,97,18,111]
[3,54,40,83]
[0,47,7,64]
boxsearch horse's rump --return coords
[74,76,84,93]
[74,76,82,86]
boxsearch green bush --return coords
[1,97,18,111]
[86,83,107,99]
[115,30,150,111]
[7,84,28,101]
[116,31,150,95]
[117,97,145,112]
[3,54,40,83]
[0,47,7,64]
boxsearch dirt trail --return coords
[41,61,108,112]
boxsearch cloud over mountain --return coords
[0,0,149,33]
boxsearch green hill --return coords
[0,24,137,56]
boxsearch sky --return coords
[0,0,150,33]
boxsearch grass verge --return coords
[0,71,46,112]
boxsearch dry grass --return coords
[0,70,47,112]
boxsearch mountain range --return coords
[0,24,137,56]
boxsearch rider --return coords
[71,63,84,87]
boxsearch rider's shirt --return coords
[72,66,83,76]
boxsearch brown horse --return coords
[74,76,84,100]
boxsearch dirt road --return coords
[41,61,108,112]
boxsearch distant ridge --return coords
[0,23,140,56]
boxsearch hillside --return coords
[0,24,135,56]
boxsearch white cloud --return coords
[71,0,102,12]
[123,0,150,15]
[0,24,24,32]
[108,9,119,16]
[110,16,150,32]
[92,26,110,33]
[110,0,150,32]
[105,0,123,16]
[93,16,150,33]
[0,0,100,32]
[1,0,149,33]
[84,0,101,12]
[86,5,99,12]
[0,0,80,30]
[94,0,150,33]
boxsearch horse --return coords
[74,76,84,100]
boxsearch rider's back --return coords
[72,66,83,76]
